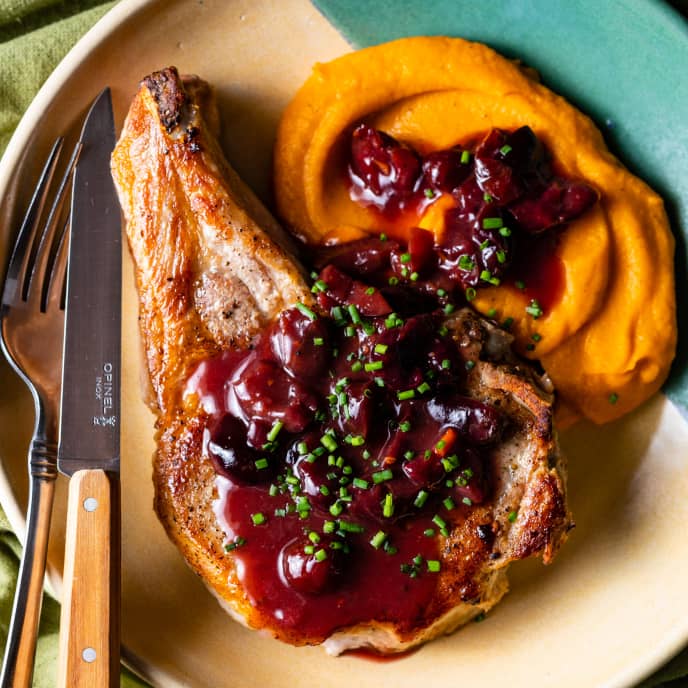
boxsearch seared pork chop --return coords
[111,67,572,654]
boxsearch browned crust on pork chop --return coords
[112,67,573,652]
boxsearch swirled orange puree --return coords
[274,36,676,425]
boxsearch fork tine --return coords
[29,141,81,312]
[1,138,64,309]
[45,216,69,313]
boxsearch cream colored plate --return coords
[0,1,687,686]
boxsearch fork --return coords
[0,138,80,688]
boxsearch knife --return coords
[56,88,121,688]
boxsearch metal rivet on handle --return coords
[83,497,98,512]
[82,647,97,663]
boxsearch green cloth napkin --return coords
[0,3,149,684]
[0,1,686,687]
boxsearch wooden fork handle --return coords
[57,469,120,688]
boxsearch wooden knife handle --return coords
[57,469,120,688]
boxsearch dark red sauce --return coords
[186,123,597,641]
[344,647,419,662]
[188,293,501,639]
[347,123,597,312]
[509,233,566,314]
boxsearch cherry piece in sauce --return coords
[279,538,345,595]
[207,414,274,484]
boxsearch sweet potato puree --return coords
[274,37,676,425]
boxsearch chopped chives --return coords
[314,548,327,562]
[482,217,503,229]
[313,336,324,346]
[496,250,506,264]
[339,521,364,533]
[465,360,475,370]
[465,287,477,301]
[525,299,543,319]
[458,255,475,271]
[400,252,411,264]
[365,286,375,295]
[308,531,321,544]
[251,512,266,526]
[424,188,435,199]
[348,304,361,324]
[432,514,447,529]
[370,531,387,549]
[224,536,246,552]
[410,272,419,282]
[297,441,308,455]
[311,280,328,293]
[304,545,314,555]
[487,307,497,317]
[443,303,455,315]
[329,501,343,517]
[462,497,473,506]
[507,509,518,522]
[269,484,278,496]
[499,226,512,237]
[499,144,512,155]
[267,420,283,442]
[388,276,399,286]
[609,392,619,404]
[320,433,337,451]
[344,325,355,337]
[364,361,383,372]
[424,528,435,537]
[460,150,471,164]
[532,333,542,342]
[397,389,416,401]
[414,490,429,508]
[426,560,441,573]
[374,343,388,354]
[372,469,393,484]
[254,458,269,470]
[441,359,451,369]
[443,497,456,511]
[295,302,317,320]
[353,477,369,490]
[323,520,336,534]
[351,361,363,372]
[515,280,526,290]
[398,421,411,433]
[382,493,395,518]
[417,382,431,394]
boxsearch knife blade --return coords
[57,87,121,688]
